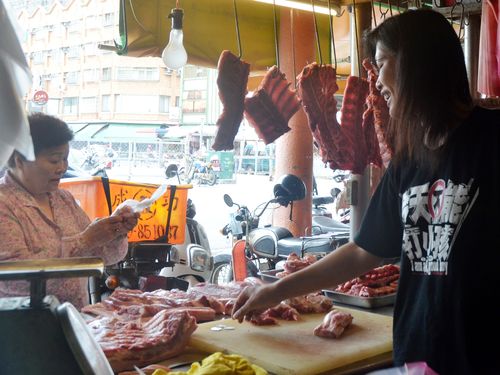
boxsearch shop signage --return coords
[33,90,49,105]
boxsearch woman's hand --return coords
[232,283,281,323]
[112,205,140,234]
[82,207,140,248]
[82,215,128,247]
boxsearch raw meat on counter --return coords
[314,309,354,339]
[335,264,399,297]
[88,310,197,372]
[82,288,224,321]
[284,293,333,314]
[275,252,317,278]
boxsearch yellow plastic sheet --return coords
[152,352,268,375]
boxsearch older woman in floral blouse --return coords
[0,113,139,309]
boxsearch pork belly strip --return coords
[89,310,197,372]
[81,287,225,318]
[213,50,250,151]
[313,309,353,339]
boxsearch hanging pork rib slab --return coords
[362,58,391,168]
[244,66,301,144]
[297,63,353,170]
[212,50,250,151]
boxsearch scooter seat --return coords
[311,215,350,235]
[277,236,333,256]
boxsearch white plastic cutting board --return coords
[189,307,393,375]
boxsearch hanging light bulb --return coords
[162,7,187,70]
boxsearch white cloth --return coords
[0,0,34,167]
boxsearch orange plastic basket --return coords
[60,177,191,244]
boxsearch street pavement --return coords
[107,167,338,255]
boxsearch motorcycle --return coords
[158,165,214,286]
[331,170,351,224]
[210,174,350,284]
[179,154,218,186]
[91,166,214,302]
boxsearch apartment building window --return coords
[159,96,170,113]
[86,15,99,29]
[102,67,112,81]
[186,90,203,100]
[32,51,44,65]
[80,97,97,113]
[115,95,158,114]
[84,43,97,56]
[116,67,159,81]
[175,96,180,107]
[83,69,98,82]
[63,97,78,114]
[67,46,80,59]
[50,49,64,64]
[32,27,46,41]
[103,13,114,27]
[184,65,208,78]
[65,71,80,85]
[101,95,111,112]
[67,19,81,34]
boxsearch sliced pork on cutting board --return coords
[189,307,392,375]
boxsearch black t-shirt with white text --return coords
[355,106,500,374]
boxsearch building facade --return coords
[16,0,182,126]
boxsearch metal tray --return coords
[322,289,396,309]
[258,269,283,283]
[260,269,396,308]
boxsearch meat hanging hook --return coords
[450,1,466,40]
[327,0,338,70]
[310,0,323,64]
[233,0,242,58]
[273,0,280,68]
[290,9,297,88]
[352,0,362,76]
[370,0,378,27]
[378,0,390,20]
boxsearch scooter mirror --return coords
[331,187,341,199]
[223,194,234,207]
[165,164,178,178]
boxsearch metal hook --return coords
[273,0,280,68]
[450,1,466,40]
[378,0,390,20]
[352,0,361,76]
[370,0,378,27]
[395,0,403,13]
[327,0,338,70]
[233,0,242,58]
[310,0,322,64]
[463,11,470,26]
[289,9,297,88]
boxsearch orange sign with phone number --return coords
[60,177,191,244]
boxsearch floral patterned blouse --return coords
[0,172,128,309]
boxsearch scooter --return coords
[92,167,214,301]
[158,165,214,286]
[210,175,350,284]
[179,154,218,186]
